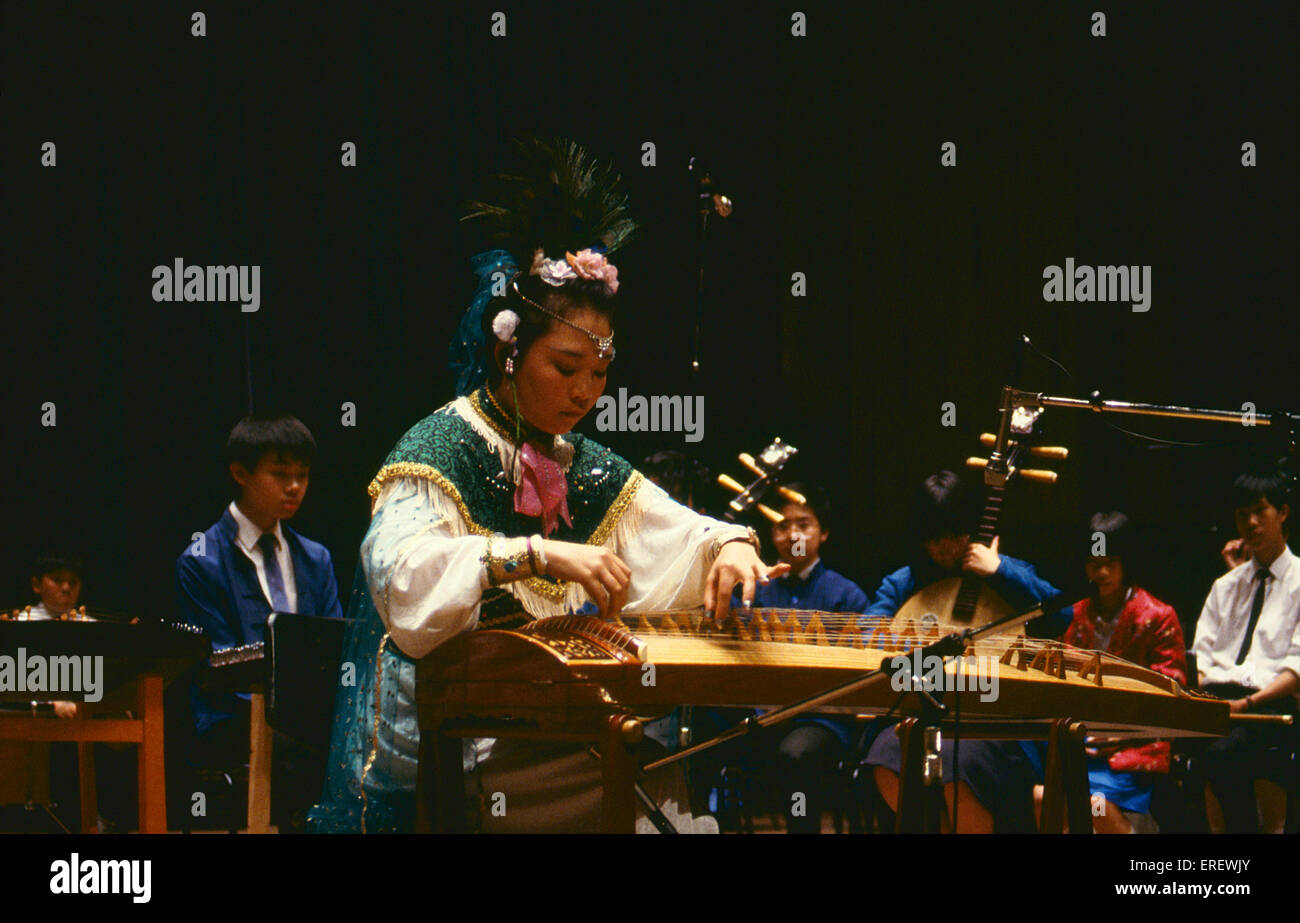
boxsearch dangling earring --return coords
[504,338,518,376]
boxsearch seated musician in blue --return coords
[864,480,1065,627]
[175,414,343,773]
[864,470,1068,832]
[723,482,869,833]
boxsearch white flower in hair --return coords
[530,247,577,287]
[492,309,520,342]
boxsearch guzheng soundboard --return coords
[418,610,1232,739]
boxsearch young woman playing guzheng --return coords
[308,139,785,833]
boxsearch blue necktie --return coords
[1234,568,1270,665]
[257,532,290,612]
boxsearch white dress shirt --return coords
[795,557,821,581]
[228,501,298,613]
[1193,545,1300,691]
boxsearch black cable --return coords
[952,672,960,834]
[1021,336,1225,448]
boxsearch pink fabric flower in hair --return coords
[514,442,572,537]
[565,249,619,294]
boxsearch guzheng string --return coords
[595,609,1183,685]
[608,609,1071,651]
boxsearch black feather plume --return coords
[462,137,637,261]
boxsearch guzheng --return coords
[0,617,210,704]
[418,609,1231,739]
[203,641,267,692]
[0,613,211,832]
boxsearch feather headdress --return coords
[461,137,638,261]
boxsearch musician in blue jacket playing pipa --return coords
[863,470,1069,833]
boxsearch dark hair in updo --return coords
[462,138,636,384]
[480,268,618,386]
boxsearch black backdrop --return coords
[3,1,1296,638]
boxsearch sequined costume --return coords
[308,385,749,832]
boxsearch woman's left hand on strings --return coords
[704,541,790,625]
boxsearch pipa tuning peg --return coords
[737,452,765,478]
[756,503,784,523]
[979,433,1069,460]
[966,456,1058,484]
[718,473,745,494]
[777,485,806,505]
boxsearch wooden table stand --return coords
[0,673,168,833]
[894,716,1093,834]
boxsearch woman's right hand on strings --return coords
[540,540,631,620]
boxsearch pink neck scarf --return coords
[514,442,572,537]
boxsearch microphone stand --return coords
[992,383,1296,447]
[681,158,734,767]
[686,158,734,388]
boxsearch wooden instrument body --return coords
[417,613,1231,740]
[889,576,1016,633]
[415,611,1231,833]
[0,620,204,833]
[887,415,1064,635]
[0,620,209,704]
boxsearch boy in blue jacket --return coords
[748,483,869,833]
[176,414,343,773]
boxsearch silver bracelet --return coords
[530,534,548,575]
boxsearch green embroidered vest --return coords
[367,388,642,608]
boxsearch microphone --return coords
[688,157,733,217]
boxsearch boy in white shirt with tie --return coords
[1192,470,1299,833]
[176,414,342,803]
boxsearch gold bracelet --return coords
[712,526,761,560]
[482,535,537,586]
